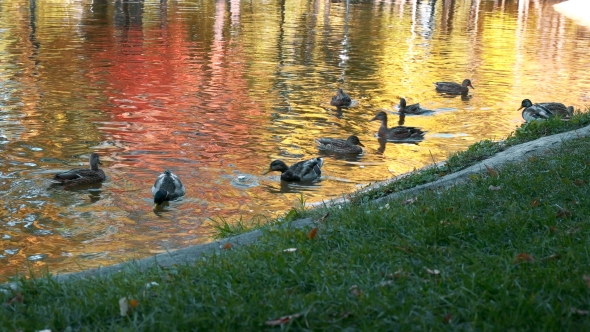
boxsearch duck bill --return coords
[369,116,379,122]
[358,142,365,147]
[262,168,272,175]
[469,84,475,89]
[517,106,524,111]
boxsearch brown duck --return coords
[52,153,106,187]
[434,79,474,95]
[370,111,425,143]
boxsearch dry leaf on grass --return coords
[530,199,539,207]
[307,227,318,240]
[349,285,362,297]
[557,209,571,218]
[513,253,534,264]
[488,185,502,191]
[265,313,302,326]
[426,268,440,275]
[485,164,499,177]
[583,275,590,288]
[442,313,452,324]
[316,212,330,223]
[541,254,560,262]
[571,308,589,315]
[222,243,232,250]
[119,297,130,317]
[6,292,23,305]
[129,299,139,309]
[402,197,417,205]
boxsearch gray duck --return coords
[518,99,573,120]
[52,153,106,187]
[330,89,352,107]
[151,170,186,208]
[370,111,426,143]
[264,158,324,182]
[434,79,474,95]
[316,135,364,154]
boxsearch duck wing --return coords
[151,171,186,198]
[385,126,426,142]
[538,102,572,117]
[281,158,323,182]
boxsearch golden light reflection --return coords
[1,0,590,281]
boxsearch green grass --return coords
[2,134,590,330]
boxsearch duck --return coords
[434,79,474,95]
[151,170,186,209]
[398,98,431,115]
[263,158,324,182]
[370,111,426,143]
[330,89,352,107]
[518,99,573,119]
[316,135,364,154]
[52,153,106,187]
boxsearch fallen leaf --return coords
[7,292,23,305]
[379,280,394,287]
[402,197,417,205]
[283,248,297,253]
[557,209,571,218]
[485,164,498,177]
[529,156,536,162]
[550,226,558,233]
[530,199,539,207]
[571,308,589,315]
[583,275,590,289]
[541,254,560,262]
[488,185,502,191]
[265,313,302,326]
[513,253,534,264]
[129,299,139,309]
[349,285,362,297]
[307,227,318,240]
[426,268,440,275]
[222,243,232,250]
[119,297,129,317]
[445,207,454,212]
[317,212,330,223]
[443,313,452,324]
[574,179,587,187]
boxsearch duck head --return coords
[346,135,365,147]
[462,79,474,89]
[518,99,534,111]
[153,189,169,208]
[263,160,289,174]
[370,111,388,123]
[89,153,102,171]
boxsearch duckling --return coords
[370,111,426,143]
[264,158,324,182]
[398,98,431,115]
[518,99,573,119]
[330,89,352,107]
[52,153,106,187]
[151,170,186,209]
[316,135,364,154]
[434,79,474,95]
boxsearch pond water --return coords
[1,0,589,280]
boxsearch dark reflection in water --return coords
[0,0,589,280]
